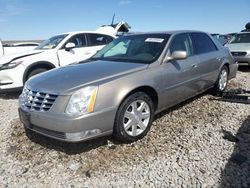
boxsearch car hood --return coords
[0,50,43,65]
[225,43,250,52]
[27,60,148,94]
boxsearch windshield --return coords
[92,34,170,64]
[35,34,68,50]
[230,33,250,44]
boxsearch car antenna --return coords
[111,13,115,26]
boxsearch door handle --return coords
[216,57,222,61]
[191,64,198,68]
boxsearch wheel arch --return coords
[23,61,56,83]
[223,62,230,73]
[117,85,159,111]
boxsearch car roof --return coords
[122,30,208,36]
[61,30,115,37]
[236,32,250,34]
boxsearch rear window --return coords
[191,33,218,55]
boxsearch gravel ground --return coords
[0,67,249,187]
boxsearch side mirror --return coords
[65,42,76,51]
[164,50,187,62]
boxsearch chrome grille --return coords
[21,88,58,112]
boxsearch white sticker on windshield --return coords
[145,38,164,43]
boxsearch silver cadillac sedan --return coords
[18,31,238,143]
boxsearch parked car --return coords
[0,31,115,92]
[0,39,3,58]
[0,41,39,57]
[4,42,40,47]
[225,32,250,66]
[18,31,238,143]
[211,34,229,45]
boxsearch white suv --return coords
[0,31,115,91]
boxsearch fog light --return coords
[65,129,101,140]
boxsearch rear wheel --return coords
[26,68,48,81]
[214,65,229,93]
[113,92,154,143]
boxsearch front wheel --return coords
[26,68,48,81]
[214,65,229,93]
[113,92,154,143]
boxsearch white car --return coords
[0,31,115,91]
[0,41,39,57]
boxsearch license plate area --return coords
[19,108,31,126]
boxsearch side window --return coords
[191,33,218,55]
[87,34,113,46]
[66,34,87,48]
[169,34,194,57]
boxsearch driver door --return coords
[57,34,90,67]
[159,33,200,109]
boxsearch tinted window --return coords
[66,34,87,48]
[191,33,217,54]
[87,34,113,46]
[169,34,194,56]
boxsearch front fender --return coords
[95,68,160,111]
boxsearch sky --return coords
[0,0,249,40]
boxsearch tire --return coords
[214,65,229,94]
[26,68,48,81]
[113,92,154,143]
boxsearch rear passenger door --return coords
[190,33,221,91]
[159,33,200,109]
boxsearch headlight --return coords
[65,86,98,115]
[19,84,30,107]
[0,60,23,70]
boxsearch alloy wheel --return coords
[123,100,151,137]
[219,69,228,91]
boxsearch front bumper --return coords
[0,65,25,91]
[18,106,117,142]
[233,56,250,65]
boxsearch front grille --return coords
[231,51,247,56]
[22,88,58,112]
